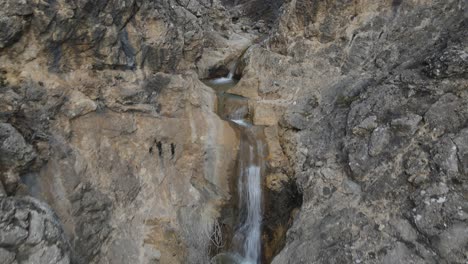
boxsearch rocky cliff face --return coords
[257,0,467,263]
[0,0,252,263]
[0,0,467,263]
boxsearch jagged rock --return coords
[22,244,70,264]
[5,72,240,263]
[0,16,26,49]
[0,225,28,247]
[0,123,36,193]
[0,247,15,264]
[196,31,253,79]
[404,148,430,185]
[425,42,468,78]
[26,211,45,245]
[435,223,468,262]
[424,93,466,137]
[0,0,250,259]
[221,95,249,120]
[0,87,22,123]
[368,126,391,157]
[390,113,422,136]
[0,197,71,264]
[348,142,371,180]
[266,1,468,263]
[62,90,97,119]
[382,242,426,264]
[68,183,112,263]
[0,0,32,49]
[454,128,468,175]
[352,115,377,135]
[266,173,288,191]
[432,137,459,178]
[0,182,5,197]
[0,123,36,169]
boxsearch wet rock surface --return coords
[205,71,302,264]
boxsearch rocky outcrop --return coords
[0,0,269,78]
[0,72,241,263]
[226,0,467,263]
[2,0,210,72]
[0,123,36,194]
[0,0,257,263]
[0,197,71,264]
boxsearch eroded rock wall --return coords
[226,0,467,263]
[0,0,260,263]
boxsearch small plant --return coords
[206,219,225,251]
[180,211,225,263]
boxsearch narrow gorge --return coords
[205,58,301,263]
[0,0,467,264]
[206,63,266,263]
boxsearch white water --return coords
[207,60,263,264]
[207,62,237,86]
[242,163,262,262]
[210,77,235,85]
[231,119,250,127]
[227,63,236,79]
[233,128,262,264]
[230,58,263,263]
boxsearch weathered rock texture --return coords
[0,0,467,263]
[0,197,71,264]
[228,0,467,263]
[0,0,261,263]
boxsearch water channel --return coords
[205,62,265,264]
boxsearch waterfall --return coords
[208,62,238,86]
[205,59,264,264]
[227,61,237,79]
[235,125,263,264]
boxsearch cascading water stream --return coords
[205,62,264,264]
[207,62,238,87]
[205,53,302,264]
[236,141,262,263]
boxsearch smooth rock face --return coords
[0,0,466,264]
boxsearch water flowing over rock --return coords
[0,0,467,263]
[230,123,264,264]
[205,60,301,263]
